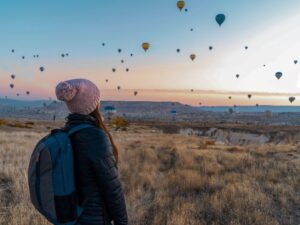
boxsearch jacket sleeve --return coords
[88,128,128,225]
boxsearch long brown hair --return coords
[89,108,119,163]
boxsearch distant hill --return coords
[198,105,300,113]
[0,99,199,120]
[46,100,199,114]
[0,98,52,109]
[100,101,197,114]
[1,99,300,125]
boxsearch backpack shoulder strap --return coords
[67,124,95,136]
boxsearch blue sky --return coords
[1,0,300,105]
[1,0,298,58]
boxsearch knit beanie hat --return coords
[55,78,100,115]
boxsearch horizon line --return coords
[2,97,300,108]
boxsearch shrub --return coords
[0,119,7,126]
[111,117,129,130]
[8,122,32,129]
[25,121,35,126]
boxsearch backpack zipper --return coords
[60,152,66,193]
[35,151,42,210]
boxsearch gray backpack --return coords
[28,124,93,225]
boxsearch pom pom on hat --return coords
[55,81,77,101]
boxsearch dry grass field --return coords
[0,119,299,225]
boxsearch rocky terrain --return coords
[154,122,300,145]
[0,98,299,147]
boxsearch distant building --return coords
[104,105,117,114]
[170,109,177,120]
[104,105,117,120]
[170,109,177,115]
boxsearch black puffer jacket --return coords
[65,113,128,225]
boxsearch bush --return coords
[25,121,35,126]
[0,119,7,126]
[8,122,32,129]
[111,117,129,130]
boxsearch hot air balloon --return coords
[142,42,150,52]
[289,97,296,103]
[177,1,185,11]
[177,49,180,53]
[118,49,122,53]
[22,56,25,59]
[236,74,239,78]
[61,54,65,58]
[105,79,109,83]
[245,46,248,50]
[248,94,252,99]
[11,74,15,79]
[66,53,69,57]
[185,8,188,12]
[16,93,20,96]
[228,96,232,100]
[209,46,213,51]
[199,102,202,105]
[112,68,116,72]
[294,60,298,64]
[130,53,134,57]
[121,60,124,63]
[36,55,39,58]
[10,84,14,88]
[11,49,15,53]
[215,14,225,26]
[102,43,105,46]
[40,66,45,72]
[190,28,194,32]
[126,68,129,72]
[190,54,196,61]
[263,64,266,67]
[117,86,121,90]
[275,72,283,80]
[190,89,194,92]
[26,91,30,95]
[134,91,138,96]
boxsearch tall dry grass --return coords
[0,122,299,225]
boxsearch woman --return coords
[55,78,128,225]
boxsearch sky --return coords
[1,0,300,106]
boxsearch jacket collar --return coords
[65,113,98,128]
